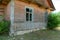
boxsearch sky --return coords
[52,0,60,12]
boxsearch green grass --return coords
[0,36,8,40]
[0,30,60,40]
[0,35,14,40]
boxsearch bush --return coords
[47,13,59,30]
[0,20,10,34]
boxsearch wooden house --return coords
[0,0,55,35]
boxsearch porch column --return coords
[10,0,14,36]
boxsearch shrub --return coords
[0,20,10,34]
[47,13,59,30]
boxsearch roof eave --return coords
[47,0,55,11]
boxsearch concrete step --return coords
[14,28,40,36]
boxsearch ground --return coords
[0,30,60,40]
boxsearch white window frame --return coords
[25,6,34,22]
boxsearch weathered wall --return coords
[5,2,11,20]
[0,5,5,15]
[0,5,5,21]
[14,0,48,31]
[0,3,11,21]
[14,0,47,22]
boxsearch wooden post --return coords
[9,0,14,36]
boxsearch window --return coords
[26,7,33,21]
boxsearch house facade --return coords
[0,0,55,35]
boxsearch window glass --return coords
[26,13,29,21]
[26,8,29,12]
[26,7,33,21]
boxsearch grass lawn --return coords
[0,34,14,40]
[0,35,9,40]
[0,30,60,40]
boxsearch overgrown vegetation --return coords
[47,13,59,30]
[0,20,10,35]
[56,12,60,24]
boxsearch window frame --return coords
[25,6,34,22]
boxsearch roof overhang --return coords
[47,0,55,11]
[18,0,55,11]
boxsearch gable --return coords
[47,0,55,11]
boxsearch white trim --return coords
[10,0,14,36]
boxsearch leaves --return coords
[0,20,10,34]
[47,13,59,30]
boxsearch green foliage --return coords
[47,13,59,30]
[56,12,60,24]
[0,20,10,34]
